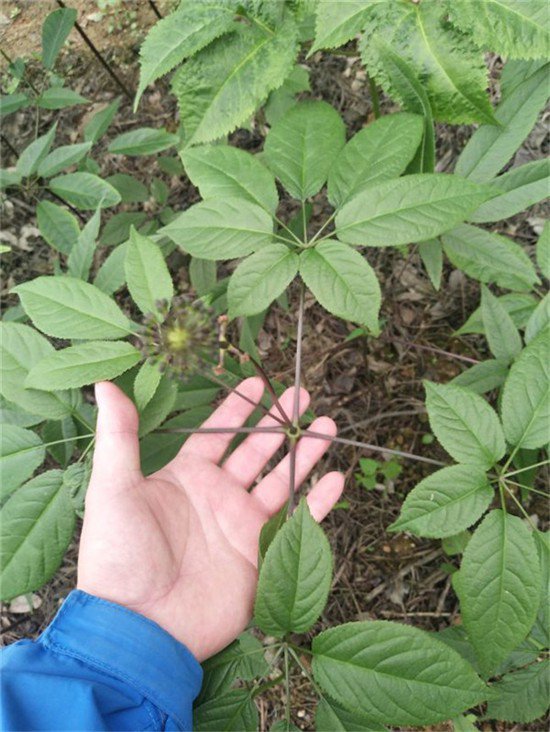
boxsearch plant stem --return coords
[45,188,87,223]
[287,439,297,516]
[308,211,337,247]
[147,0,162,18]
[203,370,289,427]
[248,355,292,425]
[283,645,291,726]
[0,48,40,94]
[503,479,549,498]
[1,133,19,158]
[389,337,480,365]
[302,429,448,467]
[292,284,305,426]
[274,216,303,247]
[368,74,381,119]
[159,426,285,435]
[503,460,549,479]
[502,482,538,531]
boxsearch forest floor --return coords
[1,2,548,731]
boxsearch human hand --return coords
[77,378,344,661]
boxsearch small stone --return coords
[9,593,42,613]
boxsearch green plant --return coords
[355,457,402,491]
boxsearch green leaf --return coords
[227,245,298,318]
[42,417,76,467]
[134,361,162,413]
[327,113,424,208]
[0,425,45,501]
[26,342,141,391]
[500,59,546,98]
[389,465,493,539]
[0,322,75,420]
[312,621,487,726]
[36,201,79,255]
[451,359,509,395]
[263,101,345,200]
[42,8,76,69]
[182,145,278,214]
[194,689,258,732]
[135,1,236,109]
[536,221,550,280]
[299,240,381,333]
[100,212,147,246]
[418,239,443,290]
[0,397,44,429]
[37,88,88,110]
[449,1,550,61]
[0,470,76,600]
[172,18,299,145]
[335,175,490,248]
[0,92,30,116]
[49,172,121,210]
[481,286,522,362]
[159,198,273,261]
[264,64,310,126]
[451,714,479,732]
[105,173,149,204]
[68,206,101,281]
[456,509,541,677]
[13,276,133,340]
[199,632,268,702]
[94,242,128,295]
[442,531,471,557]
[0,169,22,189]
[456,293,537,336]
[455,62,549,182]
[316,698,386,732]
[469,159,550,223]
[189,258,217,296]
[258,502,288,567]
[361,1,496,125]
[501,328,549,450]
[17,123,57,177]
[532,530,549,647]
[311,0,374,51]
[84,97,120,143]
[174,375,220,410]
[486,659,549,723]
[138,375,177,438]
[254,499,332,636]
[424,381,505,468]
[441,224,539,292]
[108,127,179,156]
[525,294,550,344]
[37,141,92,179]
[125,228,174,318]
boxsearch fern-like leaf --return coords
[135,1,238,110]
[172,18,299,145]
[448,0,550,60]
[360,1,496,125]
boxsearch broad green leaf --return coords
[437,626,480,672]
[532,531,549,647]
[36,201,79,255]
[442,225,539,292]
[299,240,381,333]
[311,0,374,51]
[481,286,522,362]
[442,531,471,557]
[26,342,141,391]
[451,715,478,732]
[182,145,278,214]
[140,406,211,475]
[456,510,541,677]
[172,18,299,145]
[63,460,91,517]
[108,127,179,156]
[0,169,22,189]
[134,361,162,412]
[494,636,542,676]
[361,1,496,124]
[335,175,490,248]
[0,322,74,419]
[84,97,120,143]
[0,92,30,116]
[389,465,493,539]
[418,239,443,290]
[94,242,128,295]
[316,698,385,732]
[49,172,121,210]
[125,228,173,318]
[13,276,133,340]
[159,198,273,261]
[68,206,101,281]
[501,329,549,449]
[0,425,45,501]
[37,88,88,110]
[451,359,509,395]
[485,659,549,723]
[17,123,57,177]
[100,212,147,246]
[227,245,298,318]
[199,632,268,702]
[525,294,550,344]
[37,141,92,179]
[258,502,288,567]
[42,8,76,69]
[449,1,550,61]
[254,500,332,636]
[135,1,236,108]
[327,113,424,208]
[456,293,537,336]
[0,396,44,429]
[536,222,550,280]
[0,470,76,600]
[264,64,310,126]
[42,417,76,467]
[105,174,149,204]
[455,63,549,182]
[264,101,345,200]
[469,159,550,223]
[312,621,487,726]
[500,59,547,98]
[174,375,220,410]
[194,689,258,732]
[137,375,177,438]
[424,381,505,468]
[189,258,216,296]
[270,722,301,732]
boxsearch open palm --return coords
[78,378,344,661]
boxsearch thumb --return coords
[91,381,142,485]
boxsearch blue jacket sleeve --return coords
[1,590,203,731]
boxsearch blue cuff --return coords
[40,590,203,728]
